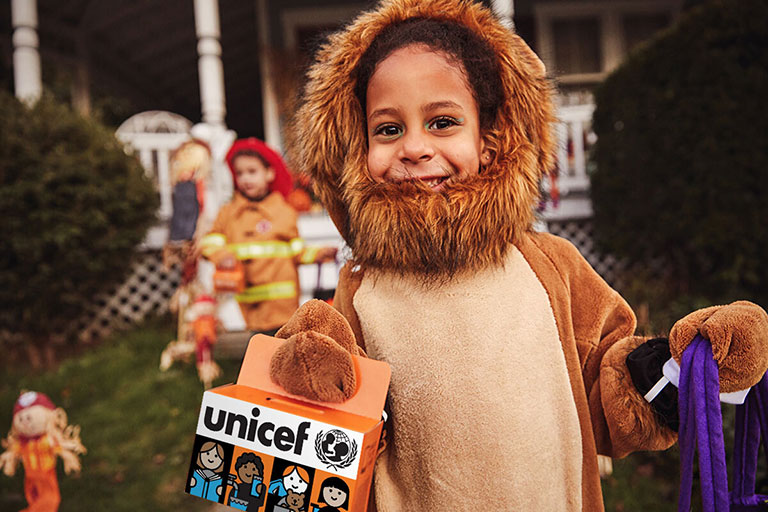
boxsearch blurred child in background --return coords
[200,138,337,336]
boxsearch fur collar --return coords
[287,0,555,277]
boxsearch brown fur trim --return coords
[347,173,533,279]
[287,0,555,274]
[670,301,768,393]
[332,263,367,353]
[598,336,677,458]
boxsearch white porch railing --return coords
[116,111,194,249]
[540,103,596,221]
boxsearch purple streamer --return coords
[677,335,768,511]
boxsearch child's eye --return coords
[427,116,461,131]
[373,123,403,140]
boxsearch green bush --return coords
[0,90,158,353]
[590,0,768,310]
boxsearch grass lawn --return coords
[602,450,682,511]
[0,316,240,512]
[0,315,696,511]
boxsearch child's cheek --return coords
[367,150,388,182]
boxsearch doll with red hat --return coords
[199,138,338,336]
[0,391,85,512]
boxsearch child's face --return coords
[200,446,223,470]
[322,485,347,507]
[237,461,260,484]
[365,44,485,192]
[12,405,50,437]
[233,155,275,199]
[283,469,308,493]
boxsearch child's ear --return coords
[266,167,276,183]
[479,135,493,167]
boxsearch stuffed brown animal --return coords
[283,489,306,512]
[269,0,768,510]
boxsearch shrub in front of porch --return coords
[590,0,768,325]
[0,90,158,363]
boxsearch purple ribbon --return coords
[677,334,768,512]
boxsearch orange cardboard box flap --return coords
[237,334,390,421]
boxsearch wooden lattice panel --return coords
[546,219,626,288]
[74,251,180,343]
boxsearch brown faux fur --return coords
[669,300,768,392]
[269,330,357,403]
[287,0,555,277]
[271,299,361,402]
[598,335,677,458]
[276,299,363,356]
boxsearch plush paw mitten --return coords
[669,300,768,392]
[269,299,364,402]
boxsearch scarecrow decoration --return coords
[0,391,86,512]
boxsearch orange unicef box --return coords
[185,334,390,512]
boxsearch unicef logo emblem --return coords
[315,429,358,470]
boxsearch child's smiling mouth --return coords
[421,176,447,189]
[395,175,450,191]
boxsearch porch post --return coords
[491,0,515,30]
[193,0,227,126]
[256,0,283,150]
[11,0,42,105]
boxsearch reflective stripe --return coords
[290,238,305,254]
[300,246,320,264]
[202,233,227,247]
[229,238,305,260]
[201,233,227,257]
[235,281,298,303]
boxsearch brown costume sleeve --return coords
[525,233,676,459]
[332,263,367,353]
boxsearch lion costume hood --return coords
[288,0,554,278]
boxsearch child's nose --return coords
[399,130,434,163]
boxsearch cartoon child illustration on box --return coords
[268,465,309,497]
[227,452,266,511]
[189,441,225,502]
[313,477,350,512]
[267,464,310,510]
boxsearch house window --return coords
[552,18,602,75]
[535,1,682,87]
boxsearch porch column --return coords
[194,0,226,126]
[256,0,282,150]
[491,0,515,30]
[11,0,42,105]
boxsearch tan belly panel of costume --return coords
[354,247,583,511]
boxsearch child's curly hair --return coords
[354,17,504,132]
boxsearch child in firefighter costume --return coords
[0,391,86,512]
[266,0,768,510]
[200,138,337,335]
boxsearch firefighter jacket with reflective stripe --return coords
[201,191,318,331]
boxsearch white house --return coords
[1,0,683,340]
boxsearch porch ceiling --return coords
[1,0,263,137]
